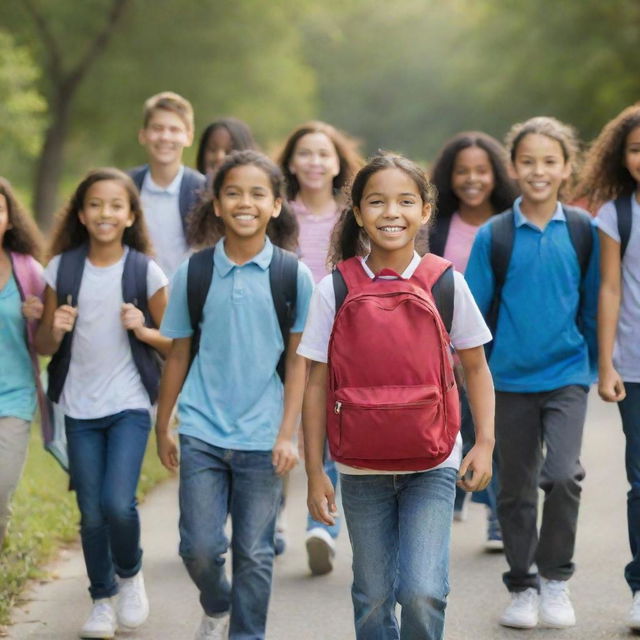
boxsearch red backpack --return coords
[327,254,460,471]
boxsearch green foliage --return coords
[0,424,168,628]
[0,30,46,165]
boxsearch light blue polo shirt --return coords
[161,238,314,450]
[0,276,36,421]
[466,197,599,393]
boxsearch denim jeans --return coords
[306,444,341,539]
[178,435,282,640]
[619,382,640,593]
[65,409,151,600]
[341,467,457,640]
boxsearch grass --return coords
[0,424,169,630]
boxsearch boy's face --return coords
[138,109,193,167]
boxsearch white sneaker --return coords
[305,527,336,576]
[499,588,539,629]
[629,592,640,630]
[116,571,149,629]
[79,599,117,639]
[194,612,230,640]
[539,578,576,628]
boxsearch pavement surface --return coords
[7,391,635,639]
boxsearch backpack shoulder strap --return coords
[187,246,215,362]
[563,205,593,279]
[430,265,454,334]
[122,249,152,324]
[487,210,515,333]
[615,195,633,260]
[269,246,298,383]
[128,165,148,192]
[333,257,370,313]
[428,215,452,257]
[56,245,89,306]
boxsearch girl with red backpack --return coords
[299,153,495,640]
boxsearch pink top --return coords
[442,212,483,274]
[290,200,340,284]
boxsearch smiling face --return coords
[78,179,134,246]
[354,167,431,256]
[510,133,571,207]
[214,164,281,243]
[451,145,495,212]
[624,125,640,186]
[288,132,340,194]
[138,108,193,168]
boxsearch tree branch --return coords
[65,0,131,94]
[22,0,63,84]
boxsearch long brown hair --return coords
[48,168,152,258]
[278,121,364,201]
[188,150,299,251]
[0,177,43,261]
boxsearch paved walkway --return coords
[8,392,632,638]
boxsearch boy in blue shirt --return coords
[155,150,313,640]
[130,91,205,279]
[466,117,599,631]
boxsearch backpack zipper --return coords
[334,397,438,414]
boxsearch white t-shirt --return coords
[140,166,190,280]
[297,252,492,474]
[44,248,168,419]
[595,197,640,381]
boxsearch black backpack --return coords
[614,195,633,260]
[47,245,162,404]
[487,205,594,334]
[186,246,298,382]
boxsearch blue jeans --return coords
[65,409,151,600]
[620,382,640,592]
[306,444,341,538]
[178,435,282,640]
[340,467,457,640]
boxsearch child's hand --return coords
[307,470,338,526]
[52,303,77,341]
[598,366,626,402]
[157,429,179,472]
[22,295,43,321]
[458,440,493,492]
[121,303,145,334]
[272,437,299,476]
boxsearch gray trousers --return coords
[0,417,31,545]
[495,385,588,592]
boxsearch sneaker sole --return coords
[498,618,537,629]
[539,617,575,629]
[79,630,116,639]
[484,540,504,553]
[306,537,334,575]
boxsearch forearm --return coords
[458,348,495,445]
[156,340,190,434]
[133,326,173,357]
[278,352,308,441]
[302,364,328,475]
[598,285,621,372]
[34,324,63,356]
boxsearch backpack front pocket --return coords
[332,385,447,460]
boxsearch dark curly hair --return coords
[278,121,364,201]
[0,177,43,261]
[430,131,517,219]
[328,153,435,268]
[48,168,152,258]
[573,104,640,208]
[187,150,299,251]
[195,117,258,175]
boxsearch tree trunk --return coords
[33,88,72,228]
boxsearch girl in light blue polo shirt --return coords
[576,103,640,631]
[156,150,313,640]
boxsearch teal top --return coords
[0,276,36,420]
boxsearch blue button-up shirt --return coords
[161,237,314,450]
[465,198,599,392]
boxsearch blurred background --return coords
[1,0,638,225]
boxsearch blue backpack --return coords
[614,195,633,259]
[46,245,162,404]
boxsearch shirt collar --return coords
[513,196,565,228]
[360,251,421,279]
[214,237,274,277]
[143,165,184,195]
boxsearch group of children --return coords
[1,90,639,640]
